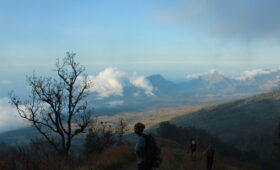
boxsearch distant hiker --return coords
[189,139,197,161]
[189,139,197,155]
[134,122,161,170]
[203,145,215,170]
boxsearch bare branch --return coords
[9,52,93,156]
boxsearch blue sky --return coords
[1,0,280,76]
[1,0,280,132]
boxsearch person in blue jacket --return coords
[134,122,152,170]
[204,144,215,170]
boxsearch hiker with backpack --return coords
[203,144,215,170]
[134,122,161,170]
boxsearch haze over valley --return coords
[1,66,280,133]
[1,0,280,169]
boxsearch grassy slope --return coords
[171,89,280,163]
[81,139,260,170]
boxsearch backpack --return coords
[142,134,162,168]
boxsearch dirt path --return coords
[118,152,208,170]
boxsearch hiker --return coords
[203,144,215,170]
[189,139,197,161]
[134,122,161,170]
[189,139,196,155]
[134,122,153,170]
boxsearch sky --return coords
[1,0,280,74]
[1,0,280,132]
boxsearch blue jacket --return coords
[135,134,146,164]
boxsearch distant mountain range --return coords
[93,68,280,114]
[2,68,280,115]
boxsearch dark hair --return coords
[134,122,145,133]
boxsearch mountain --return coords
[233,68,280,93]
[90,68,280,115]
[171,89,280,167]
[146,74,178,95]
[183,70,236,94]
[0,126,38,144]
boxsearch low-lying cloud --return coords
[128,72,154,96]
[186,69,222,79]
[234,68,280,80]
[0,80,12,85]
[108,100,124,107]
[0,98,29,133]
[88,67,154,98]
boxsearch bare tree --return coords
[10,52,93,156]
[115,117,129,144]
[85,120,115,155]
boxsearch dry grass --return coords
[0,139,260,170]
[80,139,260,170]
[81,144,135,170]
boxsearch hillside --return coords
[1,88,280,168]
[81,139,260,170]
[0,105,202,145]
[171,89,280,167]
[0,121,261,170]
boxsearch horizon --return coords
[0,62,280,133]
[1,0,280,133]
[1,1,280,167]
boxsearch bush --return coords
[84,144,135,170]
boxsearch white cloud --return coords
[129,72,154,96]
[261,77,280,90]
[186,72,205,79]
[88,67,124,98]
[1,80,12,85]
[88,67,154,98]
[108,100,124,107]
[186,69,222,79]
[234,68,280,80]
[0,98,29,133]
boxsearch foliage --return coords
[83,144,135,170]
[0,122,261,170]
[0,140,76,170]
[84,117,129,156]
[85,120,115,155]
[115,117,129,144]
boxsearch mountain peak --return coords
[147,74,166,81]
[186,70,225,83]
[201,70,225,83]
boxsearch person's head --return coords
[134,122,145,135]
[208,144,213,149]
